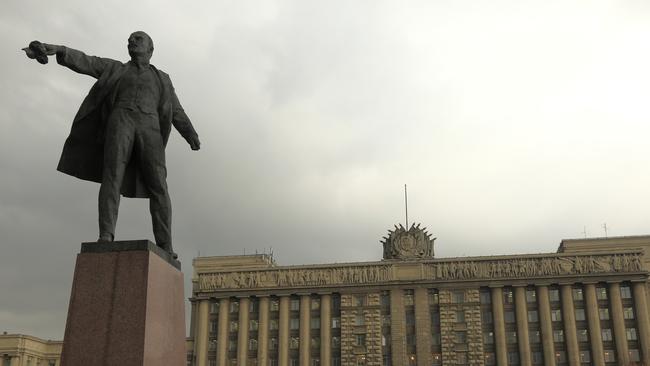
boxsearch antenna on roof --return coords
[602,223,609,238]
[404,184,409,229]
[582,226,587,238]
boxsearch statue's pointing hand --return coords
[22,41,61,64]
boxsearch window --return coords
[355,295,366,306]
[383,356,391,366]
[383,314,391,327]
[229,321,238,332]
[311,298,320,310]
[623,307,635,319]
[228,340,236,351]
[249,300,259,313]
[596,287,608,300]
[503,289,514,304]
[551,309,562,322]
[249,319,258,331]
[577,329,588,342]
[209,339,217,350]
[290,299,300,311]
[507,352,519,365]
[332,317,341,328]
[332,336,341,348]
[311,317,320,329]
[504,310,515,323]
[457,353,468,365]
[484,331,494,344]
[290,318,299,330]
[572,288,584,301]
[333,358,341,366]
[575,308,586,321]
[553,330,564,342]
[626,328,638,341]
[578,351,590,364]
[431,333,441,345]
[526,289,537,303]
[529,330,541,343]
[432,353,442,365]
[210,320,217,332]
[506,331,517,344]
[311,359,321,366]
[404,290,414,305]
[603,350,616,362]
[209,360,216,366]
[549,289,560,302]
[528,310,539,323]
[455,331,467,343]
[429,289,439,304]
[270,337,278,350]
[270,299,279,311]
[230,301,239,313]
[270,319,278,330]
[485,353,495,365]
[482,310,493,324]
[629,349,641,362]
[406,312,415,326]
[382,334,389,346]
[620,286,632,299]
[211,302,219,313]
[532,352,543,365]
[480,291,491,304]
[381,292,390,307]
[355,314,365,326]
[601,329,613,341]
[454,310,465,323]
[555,351,566,363]
[249,339,258,351]
[311,337,320,348]
[290,359,298,366]
[290,337,299,349]
[599,308,610,320]
[452,291,465,303]
[355,334,366,347]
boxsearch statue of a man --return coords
[24,31,201,258]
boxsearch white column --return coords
[237,297,250,365]
[321,294,332,366]
[217,298,230,366]
[196,300,209,366]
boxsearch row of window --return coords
[210,317,342,333]
[210,297,342,314]
[479,285,633,305]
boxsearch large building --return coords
[187,225,650,366]
[0,333,62,366]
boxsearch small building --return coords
[0,333,62,366]
[187,225,650,366]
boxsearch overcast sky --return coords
[2,0,650,340]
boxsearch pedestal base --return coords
[60,240,185,366]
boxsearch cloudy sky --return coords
[2,0,650,340]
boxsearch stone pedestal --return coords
[60,240,185,366]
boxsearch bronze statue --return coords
[24,31,201,259]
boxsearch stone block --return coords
[60,240,185,366]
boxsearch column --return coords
[9,356,20,366]
[514,286,532,366]
[196,300,210,366]
[300,295,311,366]
[321,294,332,366]
[491,286,508,366]
[238,297,250,365]
[390,289,407,366]
[414,288,432,366]
[584,284,604,366]
[608,282,629,365]
[536,285,556,366]
[217,298,230,366]
[258,296,270,366]
[560,285,579,366]
[632,281,650,365]
[279,296,290,366]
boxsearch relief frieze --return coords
[197,252,643,291]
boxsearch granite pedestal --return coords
[60,240,185,366]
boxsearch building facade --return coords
[188,226,650,366]
[0,333,62,366]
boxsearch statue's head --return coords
[127,31,154,61]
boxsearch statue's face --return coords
[127,31,152,59]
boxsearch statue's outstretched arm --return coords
[23,41,118,79]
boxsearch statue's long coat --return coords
[55,48,198,198]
